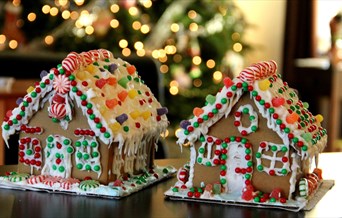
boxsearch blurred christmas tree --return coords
[0,0,250,128]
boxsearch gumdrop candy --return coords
[52,94,66,104]
[115,113,128,124]
[129,111,140,119]
[180,120,191,129]
[95,78,107,89]
[105,98,118,109]
[86,64,95,74]
[109,122,121,131]
[109,64,118,74]
[242,185,255,201]
[258,79,271,91]
[141,111,151,120]
[206,94,216,105]
[313,168,323,180]
[106,77,117,86]
[126,65,136,75]
[223,77,234,88]
[118,90,128,101]
[27,86,35,93]
[16,97,23,105]
[76,71,86,80]
[118,77,129,88]
[269,188,282,200]
[286,113,299,124]
[303,102,309,109]
[128,89,138,99]
[157,107,168,116]
[113,179,123,187]
[271,97,285,107]
[212,183,221,194]
[315,114,324,123]
[193,107,204,117]
[40,70,48,79]
[6,110,12,118]
[301,133,312,142]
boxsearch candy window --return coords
[255,141,290,176]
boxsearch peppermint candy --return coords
[49,103,66,119]
[27,175,46,185]
[53,74,71,94]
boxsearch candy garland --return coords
[18,137,43,171]
[234,104,258,136]
[2,72,54,145]
[179,62,327,155]
[255,141,290,176]
[74,134,102,177]
[41,135,74,178]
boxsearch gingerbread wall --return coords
[191,93,300,198]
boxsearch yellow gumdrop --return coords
[258,79,271,91]
[128,89,138,99]
[26,86,35,93]
[109,122,121,132]
[130,110,140,119]
[86,64,95,74]
[76,71,86,80]
[315,114,324,123]
[141,111,151,120]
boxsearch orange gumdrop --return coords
[127,65,136,75]
[286,113,299,124]
[105,98,118,109]
[193,107,204,117]
[106,77,117,86]
[118,90,128,101]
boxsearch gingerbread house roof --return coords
[176,60,327,158]
[2,49,168,154]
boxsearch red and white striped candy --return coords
[59,178,80,190]
[53,74,70,94]
[43,176,62,187]
[238,60,278,83]
[177,167,189,183]
[90,50,100,61]
[80,51,93,65]
[27,175,46,185]
[49,103,67,119]
[99,49,111,59]
[62,56,79,72]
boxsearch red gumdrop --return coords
[95,78,107,89]
[223,77,234,88]
[269,188,282,200]
[242,189,254,201]
[271,97,285,107]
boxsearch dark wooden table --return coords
[0,153,341,218]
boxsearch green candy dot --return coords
[203,115,208,120]
[199,136,205,142]
[254,196,260,202]
[245,149,251,154]
[205,161,212,167]
[104,132,110,138]
[83,154,90,160]
[172,187,179,192]
[93,165,100,171]
[92,152,99,157]
[247,161,253,167]
[221,143,227,148]
[52,165,57,170]
[86,103,93,109]
[59,166,65,172]
[302,145,308,151]
[123,126,129,132]
[31,92,37,98]
[69,75,75,80]
[76,163,83,169]
[3,124,10,130]
[220,178,227,185]
[55,153,61,158]
[220,165,227,170]
[221,154,227,160]
[67,147,74,153]
[89,114,95,120]
[281,146,288,152]
[47,136,54,142]
[91,142,97,147]
[75,141,81,147]
[26,149,33,155]
[77,152,82,159]
[82,140,88,146]
[80,94,87,100]
[281,169,288,175]
[197,157,202,163]
[245,174,251,180]
[199,147,205,154]
[257,165,264,171]
[256,152,262,158]
[271,145,278,151]
[270,197,276,203]
[19,111,25,116]
[85,165,91,171]
[63,139,70,145]
[242,108,249,114]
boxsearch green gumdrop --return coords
[118,77,129,88]
[303,102,309,109]
[205,94,216,105]
[301,133,312,142]
[213,183,221,194]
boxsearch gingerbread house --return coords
[165,60,327,210]
[1,49,174,197]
